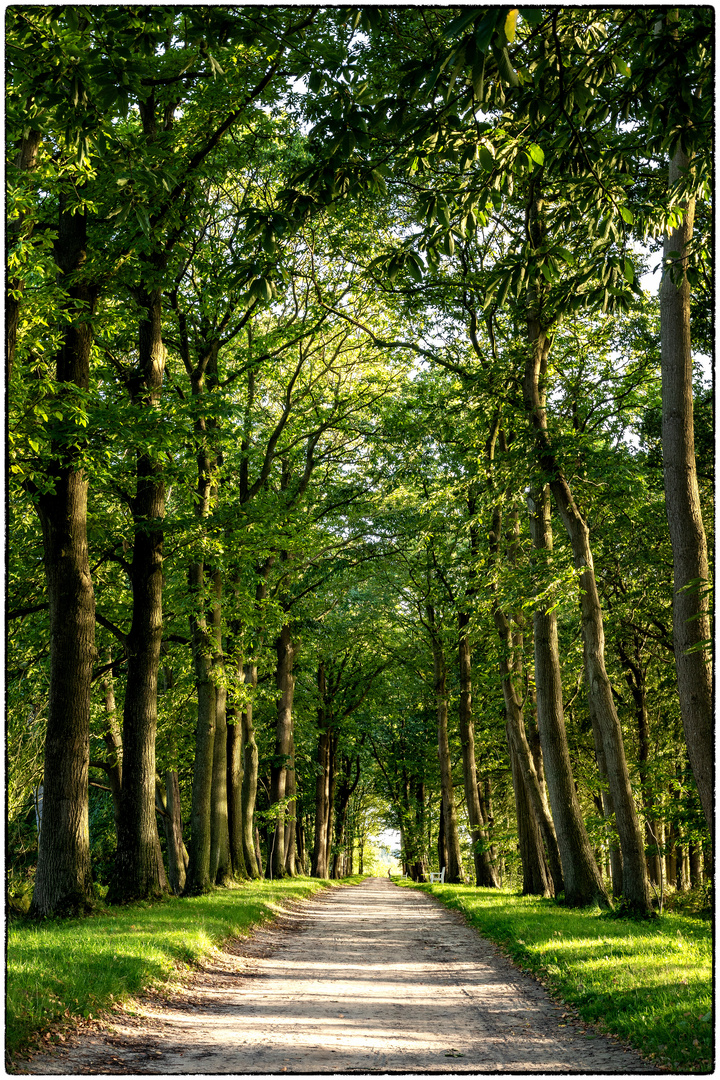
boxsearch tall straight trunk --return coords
[312,662,331,878]
[490,506,564,896]
[528,487,609,907]
[426,609,464,883]
[184,553,216,894]
[458,613,500,888]
[590,706,623,898]
[227,712,246,879]
[478,779,499,871]
[184,353,220,894]
[689,842,703,888]
[660,146,712,849]
[617,637,662,885]
[284,727,297,876]
[241,664,260,878]
[97,658,123,836]
[30,202,96,918]
[209,571,231,885]
[326,733,337,871]
[412,780,428,881]
[522,189,651,914]
[157,770,187,895]
[110,282,168,903]
[510,743,553,896]
[331,755,360,879]
[437,793,449,874]
[269,622,296,878]
[296,814,307,874]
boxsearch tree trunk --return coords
[437,792,449,875]
[30,199,97,918]
[510,743,553,896]
[590,706,623,898]
[312,664,332,878]
[617,637,662,886]
[269,622,296,878]
[241,664,260,878]
[458,614,500,888]
[492,592,564,894]
[110,284,168,903]
[184,553,216,895]
[660,146,712,850]
[209,574,231,885]
[99,659,123,836]
[326,733,337,871]
[310,660,330,881]
[227,712,246,880]
[427,609,464,884]
[158,770,187,895]
[689,842,703,888]
[284,727,297,876]
[528,486,609,907]
[522,188,651,914]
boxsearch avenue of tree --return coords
[7,6,712,920]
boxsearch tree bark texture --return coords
[110,283,168,903]
[312,662,332,878]
[590,705,623,898]
[209,572,231,885]
[241,664,260,878]
[458,614,500,888]
[528,487,609,907]
[660,146,713,847]
[617,637,662,885]
[269,622,296,878]
[157,770,187,895]
[490,558,564,892]
[31,200,96,918]
[227,713,246,879]
[284,727,298,876]
[510,743,553,896]
[427,610,464,884]
[98,660,123,836]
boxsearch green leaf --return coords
[475,12,500,54]
[308,70,323,93]
[623,257,634,284]
[519,7,545,26]
[504,9,518,43]
[619,205,634,225]
[479,145,495,171]
[527,143,545,166]
[471,52,486,101]
[613,56,631,77]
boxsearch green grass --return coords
[397,880,712,1073]
[7,876,360,1062]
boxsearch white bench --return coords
[429,866,446,883]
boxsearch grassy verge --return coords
[7,875,363,1062]
[396,880,712,1073]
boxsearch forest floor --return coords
[13,877,656,1075]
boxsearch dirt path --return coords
[19,878,654,1074]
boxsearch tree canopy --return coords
[7,5,712,920]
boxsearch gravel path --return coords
[19,877,655,1074]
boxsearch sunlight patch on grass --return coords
[401,882,712,1074]
[7,876,342,1059]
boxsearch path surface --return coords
[20,878,653,1074]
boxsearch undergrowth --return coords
[398,880,712,1074]
[7,875,358,1062]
